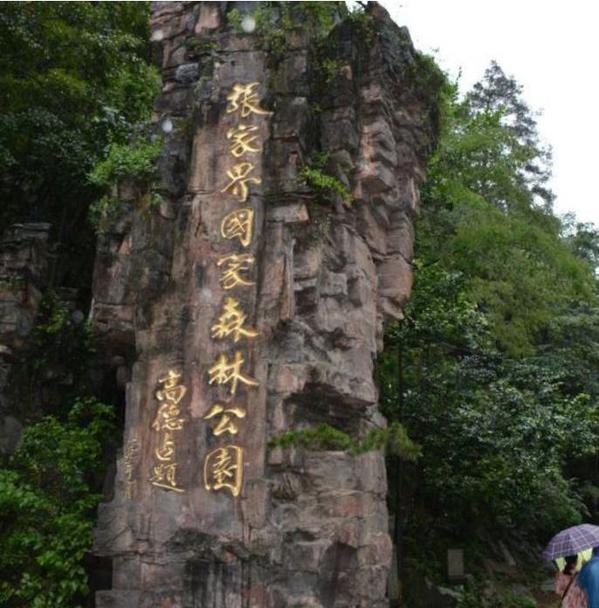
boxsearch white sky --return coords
[379,0,599,226]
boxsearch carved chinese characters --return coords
[204,445,244,497]
[226,82,270,118]
[124,438,140,499]
[218,83,269,203]
[227,124,260,157]
[202,82,270,497]
[145,84,268,500]
[150,370,187,493]
[221,164,261,202]
[211,297,259,342]
[208,351,259,395]
[221,208,254,246]
[217,254,255,290]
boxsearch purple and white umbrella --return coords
[543,524,599,560]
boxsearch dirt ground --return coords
[532,589,559,608]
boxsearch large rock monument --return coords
[92,2,438,606]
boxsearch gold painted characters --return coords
[204,445,244,496]
[208,351,259,396]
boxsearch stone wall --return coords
[92,2,438,606]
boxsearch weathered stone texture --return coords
[0,223,52,452]
[93,2,437,606]
[0,223,50,348]
[0,222,93,451]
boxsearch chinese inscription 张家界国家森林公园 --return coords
[147,83,269,499]
[202,82,271,498]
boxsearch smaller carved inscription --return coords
[150,370,187,493]
[123,437,140,499]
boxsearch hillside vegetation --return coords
[0,3,597,606]
[380,62,599,605]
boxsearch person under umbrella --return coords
[543,524,599,607]
[578,547,599,608]
[555,554,587,608]
[544,525,599,563]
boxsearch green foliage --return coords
[13,292,96,421]
[0,276,25,291]
[301,152,351,204]
[227,2,340,59]
[458,584,537,608]
[88,139,161,189]
[88,137,162,233]
[506,593,537,608]
[185,38,218,55]
[320,57,342,83]
[270,423,353,451]
[88,195,121,233]
[28,292,93,369]
[0,1,158,248]
[419,63,595,356]
[360,422,422,460]
[226,8,243,31]
[457,584,486,608]
[0,398,115,608]
[269,421,421,459]
[301,166,351,203]
[411,51,453,122]
[562,213,599,269]
[345,5,376,42]
[379,60,599,591]
[382,264,596,540]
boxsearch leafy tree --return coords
[562,213,599,270]
[420,65,595,356]
[381,267,599,599]
[0,2,158,284]
[0,399,115,608]
[380,62,599,596]
[0,5,157,604]
[466,61,554,209]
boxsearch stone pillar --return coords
[93,2,437,606]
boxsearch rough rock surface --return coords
[0,223,52,453]
[93,2,438,606]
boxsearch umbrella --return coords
[555,548,593,572]
[543,524,599,561]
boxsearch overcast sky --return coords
[379,0,599,226]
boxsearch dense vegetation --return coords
[0,399,115,607]
[0,2,158,289]
[1,2,598,607]
[379,62,599,603]
[0,3,155,607]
